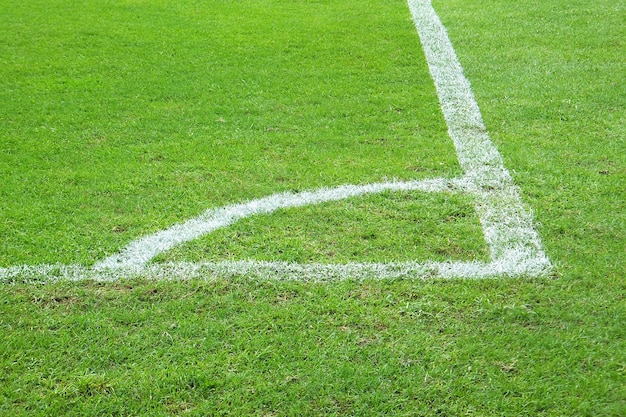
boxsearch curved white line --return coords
[94,178,460,270]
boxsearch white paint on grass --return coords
[407,0,550,269]
[93,178,458,271]
[0,256,549,284]
[0,0,551,283]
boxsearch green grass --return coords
[2,278,623,415]
[1,0,625,415]
[156,191,489,264]
[0,0,459,266]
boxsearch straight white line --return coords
[0,257,549,284]
[407,0,551,270]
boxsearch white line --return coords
[407,0,551,269]
[0,0,551,283]
[94,178,460,270]
[0,257,550,284]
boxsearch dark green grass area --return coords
[0,0,457,266]
[156,191,489,264]
[1,278,623,416]
[1,0,625,415]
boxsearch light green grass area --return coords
[1,0,624,415]
[0,0,460,266]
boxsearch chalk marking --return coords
[94,178,459,270]
[1,257,550,284]
[407,0,550,269]
[0,0,551,283]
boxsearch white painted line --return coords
[0,257,550,284]
[0,0,551,283]
[94,178,460,270]
[407,0,551,270]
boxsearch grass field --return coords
[1,0,624,415]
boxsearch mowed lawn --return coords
[0,0,472,267]
[0,0,624,415]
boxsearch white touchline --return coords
[0,0,550,283]
[406,0,550,269]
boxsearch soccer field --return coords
[1,0,624,415]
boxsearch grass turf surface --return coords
[1,0,624,415]
[0,0,461,266]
